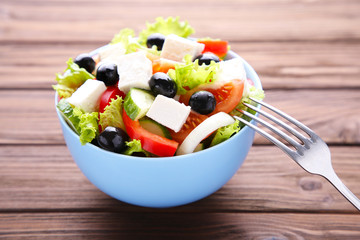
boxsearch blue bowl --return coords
[55,50,262,208]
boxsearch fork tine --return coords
[241,110,304,150]
[233,115,297,158]
[249,97,317,141]
[243,102,309,146]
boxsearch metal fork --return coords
[233,97,360,211]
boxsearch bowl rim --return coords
[55,49,262,161]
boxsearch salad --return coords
[54,17,264,157]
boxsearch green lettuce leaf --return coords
[110,28,160,55]
[99,96,125,131]
[230,84,265,117]
[78,112,99,145]
[110,28,135,45]
[52,84,76,99]
[138,16,195,46]
[53,58,95,98]
[210,120,241,147]
[122,139,149,156]
[168,55,220,95]
[230,83,265,129]
[57,99,99,145]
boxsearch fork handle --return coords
[325,170,360,211]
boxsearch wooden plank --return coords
[0,89,359,145]
[237,42,360,89]
[1,41,359,89]
[0,212,359,239]
[0,43,99,89]
[0,0,359,43]
[0,145,359,212]
[0,90,60,144]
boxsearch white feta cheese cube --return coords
[67,79,106,113]
[160,34,205,62]
[95,44,127,75]
[216,57,247,83]
[98,43,126,62]
[146,95,191,133]
[116,51,153,93]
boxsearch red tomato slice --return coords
[122,109,179,157]
[170,111,208,144]
[179,79,245,115]
[173,79,244,143]
[99,85,125,113]
[197,39,228,58]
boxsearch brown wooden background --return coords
[0,0,360,239]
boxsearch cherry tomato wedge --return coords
[99,86,125,113]
[179,79,245,116]
[122,109,179,157]
[197,39,228,59]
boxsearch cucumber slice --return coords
[139,118,172,139]
[124,88,155,121]
[57,99,80,134]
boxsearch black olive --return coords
[146,33,166,50]
[96,62,119,86]
[97,127,129,153]
[74,53,96,73]
[149,72,177,98]
[131,152,147,157]
[193,52,220,65]
[189,91,216,115]
[91,138,99,147]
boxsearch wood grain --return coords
[0,212,359,239]
[1,0,360,238]
[1,145,359,212]
[1,0,359,43]
[0,89,359,144]
[1,41,359,89]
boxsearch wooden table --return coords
[1,0,359,239]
